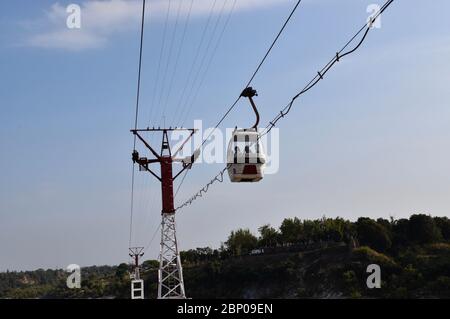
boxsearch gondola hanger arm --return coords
[240,87,260,129]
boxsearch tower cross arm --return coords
[172,147,200,180]
[171,129,198,158]
[138,162,161,181]
[131,130,161,159]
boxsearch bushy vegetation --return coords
[0,265,129,299]
[1,214,449,298]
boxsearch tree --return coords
[142,260,159,270]
[321,217,351,242]
[181,247,216,265]
[279,218,303,245]
[181,249,199,265]
[356,218,392,252]
[115,263,129,279]
[302,219,324,244]
[392,218,410,246]
[434,217,450,241]
[225,229,258,256]
[377,218,393,233]
[258,224,279,247]
[408,214,442,244]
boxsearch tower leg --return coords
[158,213,186,299]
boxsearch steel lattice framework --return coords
[131,128,197,299]
[158,213,186,299]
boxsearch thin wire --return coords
[178,0,238,128]
[129,166,136,247]
[129,0,147,247]
[175,0,230,127]
[140,176,160,247]
[174,0,304,201]
[161,0,195,120]
[200,0,304,148]
[158,0,184,122]
[144,223,162,254]
[148,0,172,127]
[258,0,394,140]
[174,0,238,201]
[246,0,303,88]
[176,0,395,212]
[174,169,189,198]
[171,0,219,126]
[133,0,147,145]
[175,166,228,211]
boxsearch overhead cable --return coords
[176,0,395,212]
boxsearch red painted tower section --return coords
[131,128,196,216]
[160,156,175,214]
[131,128,196,299]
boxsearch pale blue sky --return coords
[1,0,450,270]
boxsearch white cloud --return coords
[23,0,291,51]
[27,29,107,51]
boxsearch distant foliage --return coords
[225,229,258,256]
[258,225,279,247]
[434,217,450,241]
[408,214,442,244]
[1,213,450,298]
[352,246,396,267]
[356,218,392,252]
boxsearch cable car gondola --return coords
[227,87,266,183]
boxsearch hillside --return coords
[1,214,450,299]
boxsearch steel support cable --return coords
[175,0,230,127]
[245,0,303,89]
[141,0,185,223]
[158,0,184,123]
[144,223,162,254]
[173,0,238,198]
[148,0,172,126]
[178,0,238,129]
[171,0,219,126]
[258,0,394,140]
[161,0,195,121]
[145,0,171,190]
[174,168,189,198]
[176,0,395,212]
[198,0,304,149]
[140,181,159,242]
[129,0,147,248]
[173,0,304,204]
